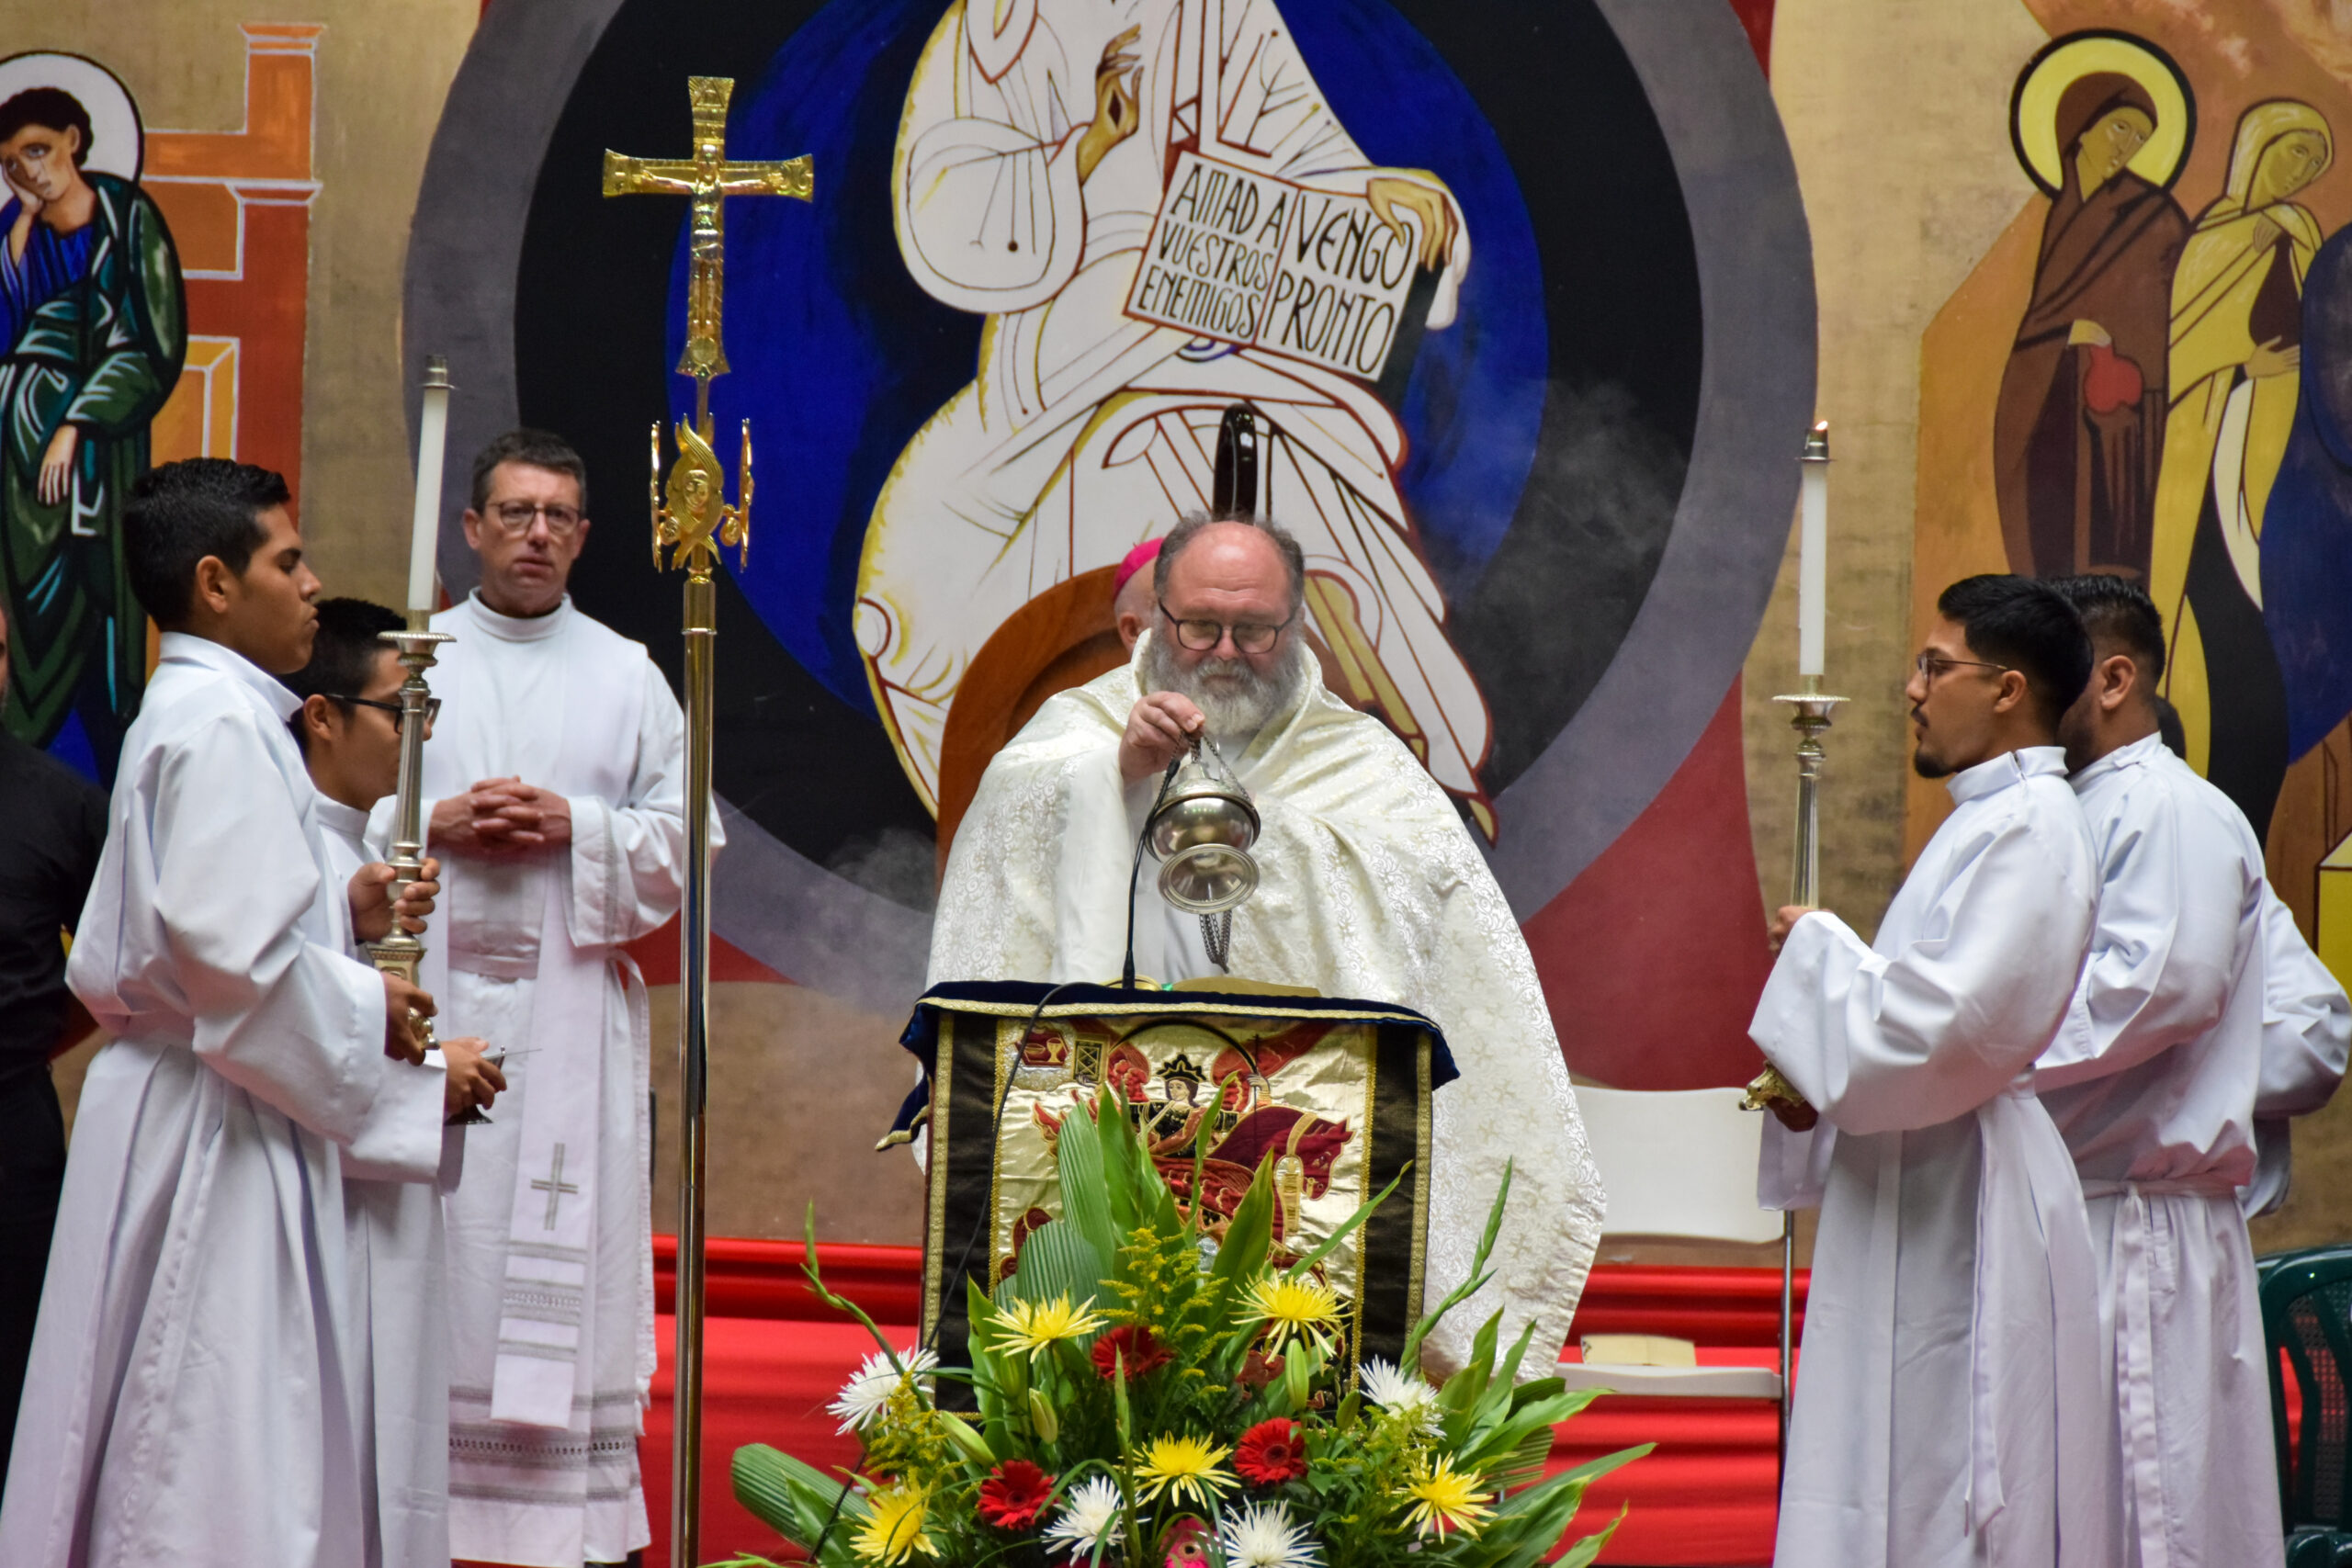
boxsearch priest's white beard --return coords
[1140,629,1311,744]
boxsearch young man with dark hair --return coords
[1751,574,2111,1568]
[0,603,104,1507]
[0,460,448,1567]
[2037,573,2345,1563]
[286,597,506,1568]
[408,430,692,1566]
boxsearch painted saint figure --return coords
[2149,99,2333,842]
[0,85,185,775]
[1995,72,2189,582]
[862,0,1501,834]
[2261,221,2352,771]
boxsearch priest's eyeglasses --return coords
[485,501,585,537]
[1159,600,1295,654]
[1913,653,2013,683]
[333,694,442,731]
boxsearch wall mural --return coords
[410,0,1814,1111]
[0,26,321,783]
[1918,4,2352,983]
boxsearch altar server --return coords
[398,430,695,1568]
[2034,572,2288,1564]
[931,511,1603,1377]
[1754,574,2109,1568]
[0,459,445,1567]
[286,596,505,1568]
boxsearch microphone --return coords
[1121,757,1183,990]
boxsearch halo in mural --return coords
[2010,29,2193,197]
[0,52,144,182]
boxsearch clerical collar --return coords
[466,591,571,643]
[1945,744,2067,807]
[2067,731,2167,794]
[313,795,371,850]
[157,630,300,721]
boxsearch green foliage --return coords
[727,1094,1648,1568]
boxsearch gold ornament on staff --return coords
[604,73,811,1568]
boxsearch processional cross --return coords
[604,77,811,1568]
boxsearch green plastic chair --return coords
[2262,1246,2352,1549]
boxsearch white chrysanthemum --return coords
[1219,1500,1323,1568]
[828,1345,939,1434]
[1357,1357,1442,1434]
[1041,1475,1124,1561]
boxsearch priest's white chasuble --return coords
[0,634,441,1568]
[1754,747,2111,1568]
[401,593,693,1568]
[316,796,463,1568]
[929,637,1605,1375]
[2033,734,2280,1567]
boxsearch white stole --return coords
[425,606,646,1428]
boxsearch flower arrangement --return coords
[723,1081,1646,1568]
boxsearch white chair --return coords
[1556,1086,1794,1438]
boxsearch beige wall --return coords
[0,0,477,604]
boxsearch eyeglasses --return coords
[484,501,585,538]
[330,694,441,731]
[1159,599,1295,655]
[1913,653,2013,683]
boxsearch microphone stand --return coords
[1121,758,1183,990]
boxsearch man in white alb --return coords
[0,459,445,1566]
[932,511,1603,1376]
[1751,574,2110,1568]
[285,596,506,1568]
[398,431,695,1568]
[2038,573,2342,1565]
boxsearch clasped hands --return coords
[430,776,573,860]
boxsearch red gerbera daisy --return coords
[1233,1417,1309,1485]
[1090,1324,1174,1380]
[978,1459,1058,1530]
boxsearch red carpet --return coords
[636,1242,1801,1568]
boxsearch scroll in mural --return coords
[0,58,184,778]
[855,0,1502,838]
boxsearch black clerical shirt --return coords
[0,733,105,1086]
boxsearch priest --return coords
[286,596,506,1568]
[2244,885,2349,1216]
[1752,574,2109,1568]
[929,510,1604,1374]
[394,430,695,1568]
[0,459,445,1566]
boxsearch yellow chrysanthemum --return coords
[1401,1457,1493,1540]
[995,1293,1108,1359]
[1240,1273,1341,1348]
[1135,1433,1238,1509]
[854,1483,935,1566]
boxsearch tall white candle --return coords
[406,355,452,615]
[1797,420,1829,679]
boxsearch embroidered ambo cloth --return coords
[898,981,1457,1373]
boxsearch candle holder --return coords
[365,609,458,1108]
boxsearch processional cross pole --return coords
[603,75,812,1568]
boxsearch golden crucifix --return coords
[603,76,811,422]
[600,73,809,1568]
